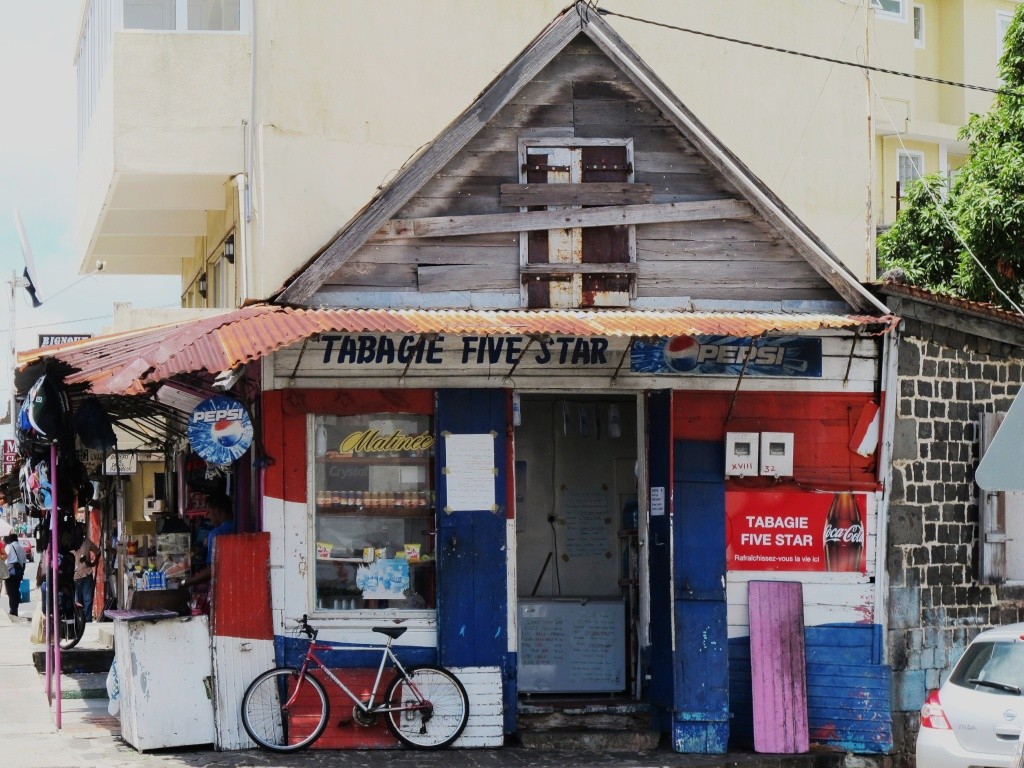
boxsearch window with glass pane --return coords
[313,413,435,613]
[188,0,241,31]
[871,0,905,19]
[124,0,176,30]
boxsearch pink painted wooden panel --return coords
[749,580,809,753]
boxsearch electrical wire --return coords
[594,7,1015,97]
[869,71,1024,316]
[779,3,862,190]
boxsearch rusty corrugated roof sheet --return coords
[874,282,1024,330]
[17,304,897,396]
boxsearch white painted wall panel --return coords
[449,666,504,747]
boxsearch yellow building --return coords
[73,0,1018,300]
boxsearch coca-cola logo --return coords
[823,523,864,544]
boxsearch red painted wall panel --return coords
[211,532,272,640]
[261,390,434,504]
[672,392,879,490]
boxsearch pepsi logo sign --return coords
[188,396,254,465]
[662,335,786,371]
[662,335,702,372]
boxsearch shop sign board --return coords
[320,334,614,368]
[631,335,822,376]
[2,439,17,476]
[188,395,253,465]
[315,333,822,376]
[37,333,91,347]
[726,490,867,573]
[104,452,138,475]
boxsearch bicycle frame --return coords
[284,636,429,717]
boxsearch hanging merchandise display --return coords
[74,397,117,452]
[187,395,254,466]
[16,374,72,457]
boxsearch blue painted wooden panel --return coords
[646,390,674,732]
[434,389,514,731]
[748,581,808,753]
[672,440,728,754]
[276,635,435,669]
[727,624,892,753]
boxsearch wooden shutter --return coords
[521,144,632,308]
[581,145,630,306]
[980,412,1007,583]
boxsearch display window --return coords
[311,413,435,613]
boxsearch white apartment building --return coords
[73,1,1019,309]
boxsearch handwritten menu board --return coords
[561,489,612,558]
[517,599,625,692]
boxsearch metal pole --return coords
[50,442,61,728]
[8,272,16,433]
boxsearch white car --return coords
[917,622,1024,768]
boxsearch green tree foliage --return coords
[877,5,1024,309]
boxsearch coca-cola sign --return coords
[726,491,868,573]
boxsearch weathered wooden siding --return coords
[748,581,809,754]
[322,36,835,306]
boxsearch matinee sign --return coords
[631,335,822,377]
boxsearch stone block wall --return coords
[887,316,1024,765]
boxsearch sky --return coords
[0,2,180,427]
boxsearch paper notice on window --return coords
[444,434,496,512]
[650,486,666,517]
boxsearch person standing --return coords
[4,533,27,617]
[74,520,102,623]
[182,493,235,590]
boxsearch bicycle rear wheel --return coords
[384,665,469,749]
[241,668,329,752]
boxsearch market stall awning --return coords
[17,304,898,397]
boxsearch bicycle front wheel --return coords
[241,668,329,752]
[384,665,469,749]
[57,602,85,650]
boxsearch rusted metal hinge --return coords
[522,164,571,173]
[583,163,633,172]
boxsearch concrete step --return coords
[518,729,661,751]
[51,672,108,700]
[31,648,115,674]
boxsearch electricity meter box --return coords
[725,432,759,477]
[760,432,794,477]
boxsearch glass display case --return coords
[312,413,435,612]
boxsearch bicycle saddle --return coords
[372,626,408,639]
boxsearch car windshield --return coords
[950,640,1024,695]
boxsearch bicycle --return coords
[240,615,469,752]
[41,555,85,650]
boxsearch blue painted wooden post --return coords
[435,389,513,731]
[646,390,674,733]
[748,580,809,753]
[672,440,729,753]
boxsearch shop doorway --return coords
[513,393,642,701]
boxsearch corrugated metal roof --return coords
[17,304,897,396]
[875,282,1024,330]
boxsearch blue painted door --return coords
[672,440,729,753]
[646,391,674,731]
[434,389,513,730]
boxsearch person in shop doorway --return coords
[4,533,27,617]
[74,511,102,623]
[182,493,235,591]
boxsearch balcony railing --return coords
[75,0,250,156]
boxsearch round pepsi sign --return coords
[188,396,253,465]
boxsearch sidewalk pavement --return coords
[0,604,860,768]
